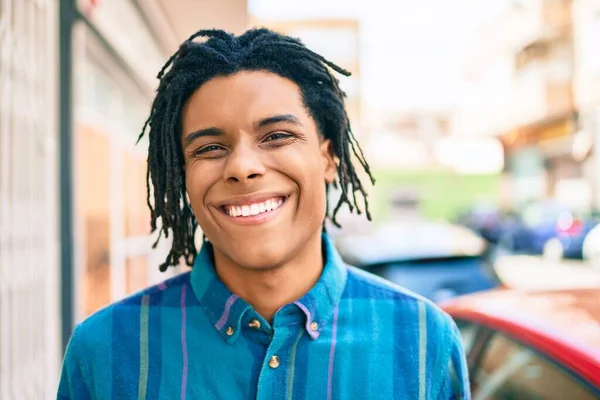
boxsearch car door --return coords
[455,320,600,399]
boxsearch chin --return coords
[229,241,289,270]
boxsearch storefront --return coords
[69,0,179,322]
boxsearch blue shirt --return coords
[58,234,470,399]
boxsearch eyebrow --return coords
[183,127,223,147]
[254,114,303,129]
[183,114,302,147]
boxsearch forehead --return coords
[182,70,308,129]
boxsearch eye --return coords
[264,132,294,142]
[194,144,226,158]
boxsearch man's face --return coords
[181,71,336,269]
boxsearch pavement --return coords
[494,254,600,291]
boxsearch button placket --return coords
[256,324,297,400]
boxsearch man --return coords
[58,28,470,399]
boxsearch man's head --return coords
[139,28,374,271]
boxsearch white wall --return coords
[0,1,62,398]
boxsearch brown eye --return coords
[194,145,226,158]
[264,132,293,142]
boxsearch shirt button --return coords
[310,321,319,331]
[249,319,261,329]
[268,355,280,369]
[226,326,234,336]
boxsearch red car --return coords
[442,287,600,399]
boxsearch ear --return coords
[320,139,337,184]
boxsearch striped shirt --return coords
[57,234,470,399]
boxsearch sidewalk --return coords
[494,255,600,290]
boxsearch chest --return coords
[102,320,423,400]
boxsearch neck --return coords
[212,233,324,322]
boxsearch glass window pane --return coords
[124,151,150,238]
[473,333,597,400]
[77,126,112,317]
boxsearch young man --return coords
[58,29,470,399]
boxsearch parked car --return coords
[334,221,500,302]
[455,205,515,245]
[583,224,600,269]
[442,287,600,399]
[501,201,598,259]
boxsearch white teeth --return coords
[225,197,284,217]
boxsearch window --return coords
[472,333,597,400]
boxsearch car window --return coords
[472,333,597,400]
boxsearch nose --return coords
[223,141,266,183]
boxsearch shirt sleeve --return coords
[57,325,93,400]
[438,318,471,400]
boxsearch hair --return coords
[137,28,375,271]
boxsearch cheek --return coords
[285,153,327,211]
[184,163,213,213]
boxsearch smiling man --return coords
[58,29,470,400]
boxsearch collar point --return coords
[307,330,321,340]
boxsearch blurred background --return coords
[1,0,600,398]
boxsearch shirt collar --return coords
[189,233,348,343]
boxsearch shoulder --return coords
[69,271,192,353]
[344,266,469,397]
[344,265,458,337]
[58,272,193,397]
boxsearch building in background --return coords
[572,0,600,210]
[505,0,581,209]
[455,0,586,210]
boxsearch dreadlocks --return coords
[137,28,375,272]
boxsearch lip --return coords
[215,192,291,226]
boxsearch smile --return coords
[222,196,286,218]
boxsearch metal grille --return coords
[0,0,62,399]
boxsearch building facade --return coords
[0,1,61,398]
[572,0,600,210]
[455,0,595,211]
